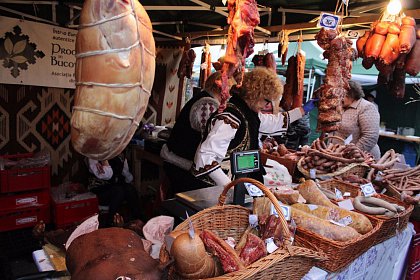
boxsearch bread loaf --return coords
[71,0,156,160]
[292,208,361,242]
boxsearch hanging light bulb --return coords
[387,0,402,15]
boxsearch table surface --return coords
[379,132,420,144]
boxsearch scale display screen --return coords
[231,150,260,175]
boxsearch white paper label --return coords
[310,169,317,179]
[329,219,346,227]
[307,204,318,211]
[245,183,264,197]
[317,12,340,30]
[346,30,359,39]
[344,134,353,145]
[343,192,351,197]
[222,0,227,5]
[361,183,376,197]
[271,203,291,221]
[249,214,258,228]
[335,188,344,200]
[16,196,37,205]
[338,199,355,211]
[338,215,353,226]
[16,216,37,225]
[265,238,279,253]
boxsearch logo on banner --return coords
[0,25,45,78]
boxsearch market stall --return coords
[1,0,420,279]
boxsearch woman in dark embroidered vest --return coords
[160,71,236,196]
[192,67,311,186]
[87,152,142,227]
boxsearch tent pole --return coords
[310,75,317,99]
[306,68,313,102]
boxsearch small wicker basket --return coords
[159,178,326,280]
[318,179,362,202]
[357,194,413,245]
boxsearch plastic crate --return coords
[51,189,98,229]
[0,189,50,211]
[407,221,420,280]
[0,153,50,193]
[0,204,50,232]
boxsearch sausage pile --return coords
[315,28,357,133]
[366,149,400,181]
[220,0,260,112]
[383,165,420,192]
[357,16,419,98]
[299,138,374,174]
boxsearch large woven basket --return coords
[160,178,326,280]
[318,179,362,202]
[357,194,413,245]
[294,216,382,272]
[297,157,369,179]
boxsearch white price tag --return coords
[338,215,353,226]
[346,30,360,39]
[222,0,227,5]
[344,134,353,145]
[271,203,291,221]
[249,214,258,228]
[317,12,340,30]
[361,183,376,197]
[335,188,344,200]
[329,219,346,227]
[265,238,279,253]
[307,204,318,211]
[343,192,351,197]
[310,169,317,179]
[245,183,264,197]
[337,199,354,211]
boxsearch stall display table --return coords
[304,223,415,280]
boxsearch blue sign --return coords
[318,12,340,30]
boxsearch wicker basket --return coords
[259,151,299,178]
[318,179,362,202]
[358,194,414,245]
[294,216,382,272]
[297,157,369,179]
[160,178,326,280]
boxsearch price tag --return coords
[307,204,318,211]
[265,238,279,253]
[346,30,360,39]
[337,199,354,211]
[329,220,346,227]
[338,215,353,226]
[310,169,317,179]
[245,183,264,197]
[344,134,353,145]
[271,203,291,221]
[222,0,227,5]
[361,182,377,197]
[317,12,340,30]
[343,192,351,197]
[249,214,258,228]
[335,188,344,200]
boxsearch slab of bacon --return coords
[315,28,356,133]
[219,0,260,112]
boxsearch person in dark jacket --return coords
[160,71,235,196]
[87,152,141,226]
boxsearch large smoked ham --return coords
[71,0,155,160]
[220,0,260,112]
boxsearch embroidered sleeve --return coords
[193,113,239,177]
[189,97,219,133]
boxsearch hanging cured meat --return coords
[178,40,197,79]
[199,43,212,88]
[219,0,260,112]
[71,0,155,160]
[356,15,418,98]
[315,28,356,133]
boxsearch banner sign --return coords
[0,16,76,89]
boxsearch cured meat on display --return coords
[199,44,212,87]
[178,41,197,79]
[315,28,356,133]
[356,16,418,98]
[71,0,155,160]
[220,0,260,112]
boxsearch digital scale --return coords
[230,150,260,206]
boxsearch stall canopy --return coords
[0,0,419,44]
